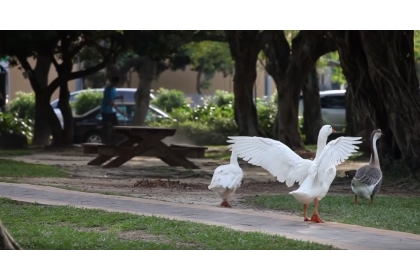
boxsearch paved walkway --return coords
[1,182,420,250]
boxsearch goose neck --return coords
[230,151,239,165]
[369,134,380,167]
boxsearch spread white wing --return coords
[226,136,313,187]
[309,136,363,178]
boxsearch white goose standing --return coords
[227,125,362,223]
[208,150,244,208]
[351,129,384,205]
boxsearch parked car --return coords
[72,101,173,144]
[299,90,346,132]
[50,88,157,129]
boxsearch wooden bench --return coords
[82,143,104,154]
[83,126,206,169]
[169,144,207,159]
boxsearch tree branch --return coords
[68,60,107,80]
[258,58,267,70]
[47,60,107,96]
[50,54,61,73]
[119,56,147,75]
[69,40,87,58]
[107,56,149,82]
[0,218,22,250]
[16,55,34,73]
[16,55,44,94]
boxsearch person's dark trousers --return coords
[101,112,119,145]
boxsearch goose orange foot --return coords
[354,195,358,205]
[310,213,325,223]
[220,201,232,208]
[303,204,311,221]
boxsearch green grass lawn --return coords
[0,198,337,250]
[205,145,231,161]
[205,151,231,160]
[0,149,36,157]
[244,194,420,234]
[0,158,68,178]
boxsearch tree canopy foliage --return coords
[0,30,121,145]
[183,41,234,93]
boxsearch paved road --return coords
[1,182,420,250]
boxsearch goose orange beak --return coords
[332,128,336,133]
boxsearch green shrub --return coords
[256,96,277,138]
[214,90,234,106]
[152,101,238,145]
[151,118,238,146]
[8,91,35,120]
[203,90,234,107]
[150,90,307,146]
[151,88,187,113]
[73,89,103,115]
[0,112,33,138]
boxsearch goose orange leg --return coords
[303,204,310,221]
[220,189,232,208]
[310,198,325,223]
[354,195,358,205]
[370,195,374,205]
[220,200,232,208]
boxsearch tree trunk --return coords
[276,74,304,149]
[57,82,73,145]
[32,54,52,146]
[17,55,58,147]
[264,31,336,149]
[262,31,290,140]
[46,98,64,146]
[132,56,156,125]
[344,86,371,155]
[196,67,203,94]
[225,31,272,136]
[232,58,262,136]
[302,66,323,144]
[48,48,74,147]
[333,30,420,174]
[344,87,362,136]
[332,32,378,156]
[0,218,22,250]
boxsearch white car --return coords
[299,90,346,132]
[50,88,157,129]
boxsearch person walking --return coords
[101,76,125,145]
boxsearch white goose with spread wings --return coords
[227,125,362,223]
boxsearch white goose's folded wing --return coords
[209,165,243,190]
[227,136,313,187]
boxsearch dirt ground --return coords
[2,147,419,209]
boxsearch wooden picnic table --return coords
[84,126,206,169]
